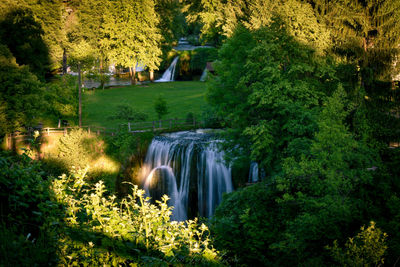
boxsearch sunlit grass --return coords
[82,81,207,129]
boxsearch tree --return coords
[212,85,376,266]
[0,8,50,79]
[193,0,331,52]
[0,44,44,136]
[101,0,162,84]
[274,85,374,263]
[154,95,169,119]
[68,39,96,127]
[207,22,337,175]
[0,0,65,72]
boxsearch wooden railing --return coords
[4,117,202,150]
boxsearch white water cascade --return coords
[248,162,259,183]
[141,130,233,221]
[156,56,179,82]
[200,67,208,82]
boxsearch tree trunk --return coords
[129,66,135,85]
[150,70,154,82]
[133,67,136,85]
[62,48,67,75]
[78,63,82,127]
[100,56,105,89]
[363,37,368,52]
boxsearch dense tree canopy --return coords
[207,21,337,175]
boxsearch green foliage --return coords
[43,75,78,125]
[0,44,44,134]
[212,86,377,265]
[155,0,186,48]
[0,150,58,266]
[56,129,96,170]
[327,221,387,267]
[185,112,195,124]
[108,105,148,122]
[194,0,331,51]
[274,85,375,263]
[207,23,337,175]
[190,48,218,74]
[51,168,220,265]
[211,182,279,265]
[0,8,50,79]
[0,148,222,266]
[101,0,162,72]
[154,95,169,120]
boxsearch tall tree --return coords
[193,0,331,52]
[207,22,337,175]
[101,0,162,84]
[0,8,50,79]
[0,44,44,135]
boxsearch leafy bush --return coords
[327,222,387,266]
[186,112,195,124]
[211,182,279,266]
[108,104,148,122]
[0,151,58,266]
[56,128,93,169]
[154,95,169,120]
[51,168,221,265]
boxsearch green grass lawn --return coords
[82,81,207,129]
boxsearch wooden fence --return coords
[4,117,202,150]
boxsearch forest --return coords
[1,0,400,266]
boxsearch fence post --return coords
[97,130,100,135]
[152,121,155,132]
[47,128,50,136]
[64,128,67,136]
[128,122,131,132]
[88,127,91,135]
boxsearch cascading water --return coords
[200,67,208,82]
[248,162,259,183]
[141,130,233,221]
[156,56,179,82]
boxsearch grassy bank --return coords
[82,81,207,128]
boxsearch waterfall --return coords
[141,130,233,221]
[248,162,259,183]
[200,67,207,82]
[156,56,179,82]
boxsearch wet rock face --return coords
[140,130,234,221]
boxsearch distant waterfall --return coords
[248,162,259,183]
[141,130,233,221]
[156,56,179,82]
[200,67,207,82]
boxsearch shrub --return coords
[154,95,169,120]
[51,168,221,265]
[327,221,387,266]
[0,151,58,266]
[57,128,93,169]
[186,112,195,124]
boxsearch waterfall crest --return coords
[141,130,233,221]
[156,56,179,82]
